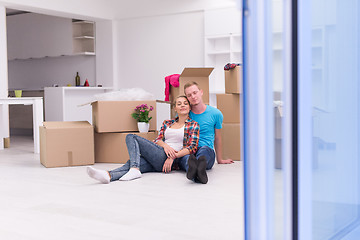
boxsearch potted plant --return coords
[131,104,154,133]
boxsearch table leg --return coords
[32,99,44,153]
[0,104,9,150]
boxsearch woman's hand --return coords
[162,158,174,173]
[163,144,178,159]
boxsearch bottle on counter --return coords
[75,72,80,86]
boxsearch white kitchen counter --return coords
[44,87,112,123]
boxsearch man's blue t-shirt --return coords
[189,105,223,149]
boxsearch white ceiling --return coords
[107,0,238,20]
[4,0,237,20]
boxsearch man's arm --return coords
[214,128,234,164]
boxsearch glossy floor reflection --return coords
[0,136,244,240]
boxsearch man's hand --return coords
[162,158,174,173]
[217,158,234,164]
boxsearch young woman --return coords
[87,95,200,183]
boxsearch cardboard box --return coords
[40,121,94,168]
[95,131,158,163]
[225,65,243,94]
[216,93,242,123]
[4,137,10,148]
[92,100,157,133]
[274,105,283,139]
[170,68,213,104]
[221,123,241,161]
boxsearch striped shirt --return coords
[154,117,200,154]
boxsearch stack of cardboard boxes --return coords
[40,101,159,167]
[216,65,243,161]
[92,100,158,164]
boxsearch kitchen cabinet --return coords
[6,13,96,60]
[72,21,95,55]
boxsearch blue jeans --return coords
[108,134,167,181]
[178,146,216,172]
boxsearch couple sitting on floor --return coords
[87,81,233,184]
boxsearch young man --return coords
[179,81,234,184]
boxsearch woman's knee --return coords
[126,133,136,143]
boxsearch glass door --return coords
[299,0,360,239]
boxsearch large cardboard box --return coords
[95,131,158,163]
[170,68,213,104]
[225,65,243,94]
[216,93,242,123]
[92,100,157,133]
[40,121,94,168]
[221,123,241,161]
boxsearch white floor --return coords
[0,136,244,240]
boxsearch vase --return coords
[137,122,150,133]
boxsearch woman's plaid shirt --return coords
[154,116,200,154]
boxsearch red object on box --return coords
[84,79,89,87]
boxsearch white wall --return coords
[116,11,205,100]
[0,6,9,139]
[8,55,96,90]
[96,20,115,88]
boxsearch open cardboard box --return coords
[170,68,213,104]
[225,65,242,94]
[92,100,157,133]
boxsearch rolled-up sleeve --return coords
[153,120,168,143]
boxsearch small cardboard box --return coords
[95,131,158,163]
[40,121,94,168]
[274,105,283,139]
[4,137,10,148]
[216,93,242,123]
[225,65,243,94]
[170,68,213,104]
[92,100,157,133]
[221,123,242,161]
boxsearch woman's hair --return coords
[172,95,190,108]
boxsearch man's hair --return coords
[183,81,200,93]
